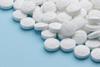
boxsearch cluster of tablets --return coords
[0,0,100,62]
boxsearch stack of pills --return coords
[0,0,100,62]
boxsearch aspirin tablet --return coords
[91,0,100,10]
[41,1,56,13]
[12,10,27,21]
[33,6,43,22]
[56,12,72,22]
[44,38,60,51]
[13,0,24,10]
[34,22,48,31]
[59,22,76,37]
[66,2,81,17]
[0,0,13,9]
[20,1,36,15]
[55,0,70,10]
[41,30,56,39]
[49,22,62,33]
[85,40,100,50]
[20,17,35,29]
[60,38,76,52]
[72,30,87,44]
[79,0,93,11]
[88,31,100,39]
[91,48,100,62]
[42,12,57,23]
[74,45,90,59]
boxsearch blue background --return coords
[0,9,100,67]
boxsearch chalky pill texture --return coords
[1,0,100,63]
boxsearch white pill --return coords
[55,0,70,10]
[42,12,57,23]
[66,2,81,17]
[41,1,56,13]
[0,0,13,9]
[34,22,48,31]
[79,0,93,11]
[74,45,90,59]
[60,38,76,52]
[91,0,100,10]
[20,1,36,15]
[56,12,72,23]
[13,0,24,10]
[49,22,62,33]
[91,48,100,62]
[88,31,100,39]
[83,24,100,32]
[20,17,35,29]
[72,30,87,44]
[33,6,43,22]
[59,22,76,37]
[44,38,60,51]
[77,9,87,17]
[41,30,56,39]
[86,10,100,24]
[85,40,100,50]
[12,10,27,21]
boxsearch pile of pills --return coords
[0,0,100,62]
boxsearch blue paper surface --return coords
[0,9,100,67]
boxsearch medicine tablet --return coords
[91,0,100,10]
[34,22,48,31]
[44,38,60,51]
[49,22,62,33]
[85,40,100,50]
[91,48,100,62]
[13,0,24,10]
[41,1,56,13]
[56,12,72,22]
[12,10,27,21]
[60,38,76,52]
[74,45,90,59]
[0,0,13,9]
[72,30,87,44]
[42,12,57,23]
[20,17,35,29]
[20,1,36,15]
[88,31,100,39]
[41,30,56,39]
[55,0,70,10]
[33,6,43,22]
[66,2,81,17]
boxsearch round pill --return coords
[42,12,57,23]
[12,10,27,21]
[44,38,60,51]
[49,22,62,33]
[60,38,76,52]
[33,6,43,22]
[56,12,72,22]
[41,30,56,39]
[20,1,36,15]
[66,2,81,17]
[0,0,13,9]
[13,0,24,10]
[91,48,100,62]
[74,45,90,59]
[55,0,70,10]
[88,31,100,39]
[72,30,87,44]
[20,17,35,29]
[34,22,48,31]
[79,0,93,11]
[85,40,100,50]
[41,1,56,13]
